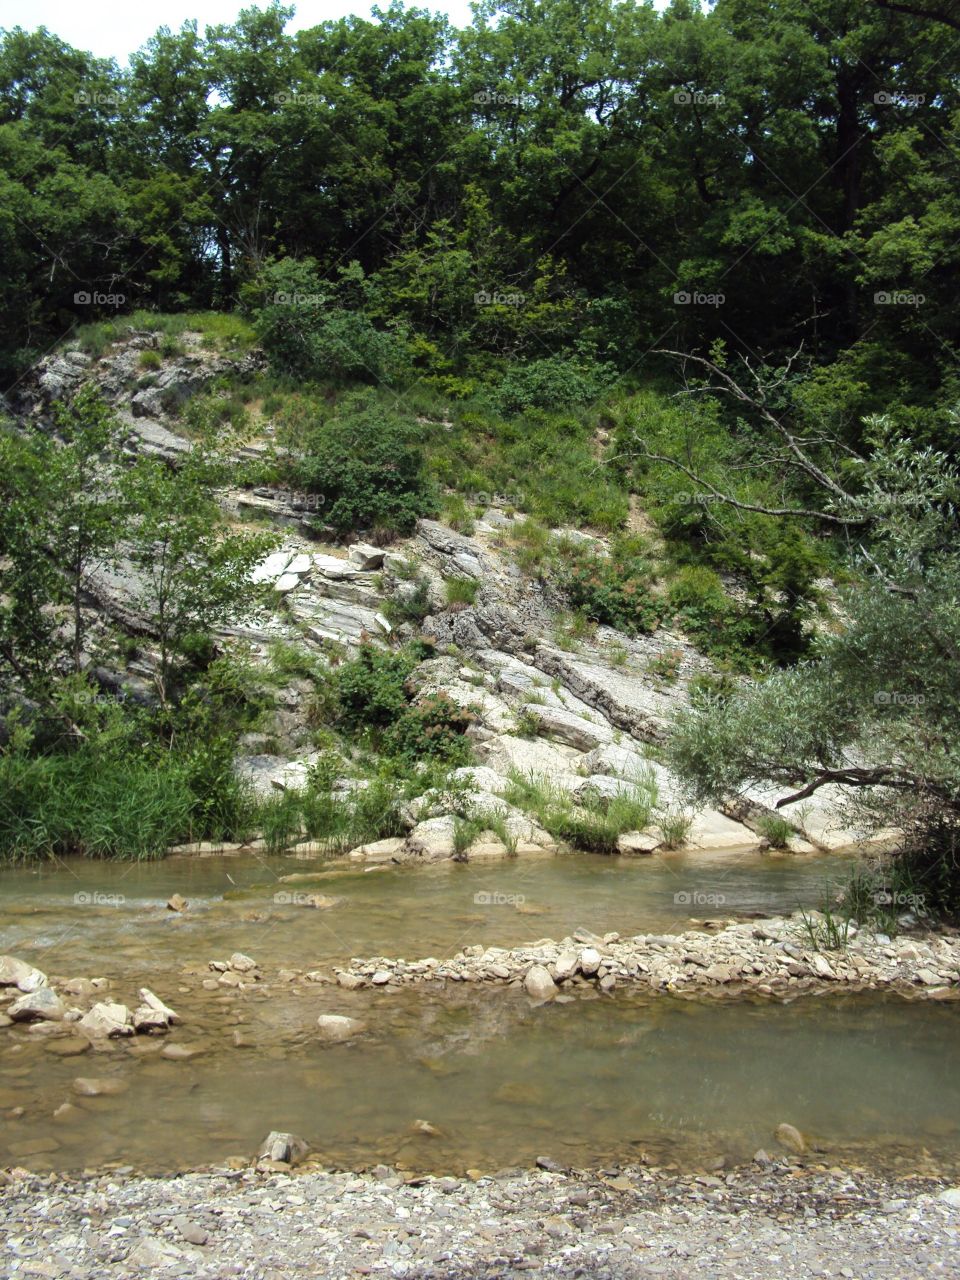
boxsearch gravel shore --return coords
[333,915,960,1000]
[3,1162,959,1279]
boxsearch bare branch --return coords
[653,348,858,503]
[617,445,870,526]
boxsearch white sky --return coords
[1,1,488,63]
[0,0,672,65]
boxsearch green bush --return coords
[335,646,416,731]
[247,257,406,384]
[564,552,663,635]
[294,395,437,537]
[383,694,474,765]
[444,576,479,607]
[491,355,617,416]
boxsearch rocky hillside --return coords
[9,329,884,864]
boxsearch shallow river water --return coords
[2,847,959,1176]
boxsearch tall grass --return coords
[505,771,657,855]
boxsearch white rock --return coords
[77,1002,134,1038]
[9,986,64,1021]
[524,965,558,1000]
[257,1131,310,1164]
[250,550,293,584]
[523,705,613,751]
[579,947,602,976]
[313,554,362,581]
[316,1014,366,1042]
[348,543,385,570]
[0,956,47,992]
[554,949,580,980]
[346,837,406,863]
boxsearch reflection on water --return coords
[0,846,855,978]
[4,848,956,1177]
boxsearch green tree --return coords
[122,447,276,703]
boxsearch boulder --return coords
[348,542,385,570]
[554,949,580,980]
[316,1014,366,1042]
[524,965,558,1000]
[406,816,459,861]
[347,837,406,864]
[77,1002,134,1038]
[133,988,180,1033]
[257,1131,310,1165]
[0,956,47,992]
[523,704,613,751]
[9,987,64,1022]
[579,948,602,977]
[617,831,661,855]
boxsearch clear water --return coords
[2,849,958,1177]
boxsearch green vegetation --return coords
[444,577,480,608]
[505,772,657,855]
[292,394,438,538]
[756,814,793,849]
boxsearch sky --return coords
[1,0,484,63]
[0,0,673,65]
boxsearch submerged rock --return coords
[775,1122,808,1155]
[72,1075,129,1097]
[316,1014,366,1042]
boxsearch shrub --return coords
[491,355,617,416]
[383,694,474,765]
[247,257,406,383]
[756,813,793,848]
[294,395,437,537]
[444,576,479,607]
[335,646,415,732]
[564,552,663,635]
[505,772,657,854]
[139,349,162,370]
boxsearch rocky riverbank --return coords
[2,1160,959,1279]
[332,914,960,1001]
